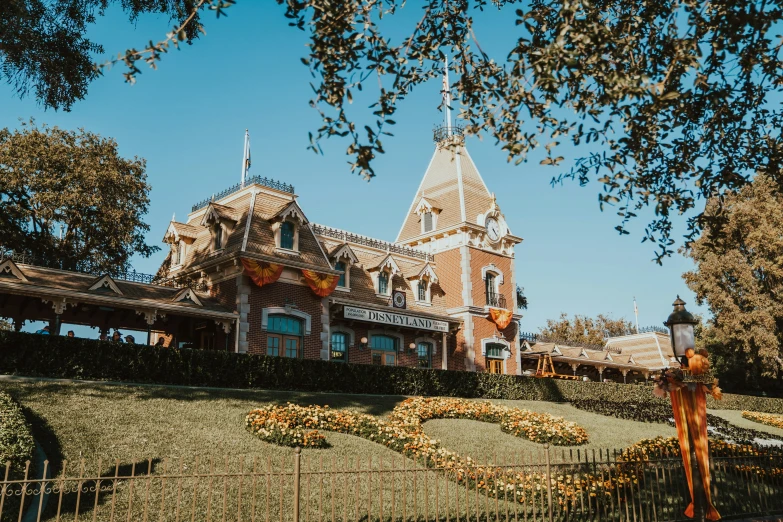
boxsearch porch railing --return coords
[3,444,782,522]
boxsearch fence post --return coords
[544,443,554,522]
[293,447,301,522]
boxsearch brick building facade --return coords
[161,127,525,374]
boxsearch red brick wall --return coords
[471,316,518,374]
[433,248,464,309]
[247,281,323,358]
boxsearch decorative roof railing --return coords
[311,224,434,262]
[518,331,620,353]
[0,249,206,291]
[191,176,295,212]
[606,325,670,338]
[433,125,465,144]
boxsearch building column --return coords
[236,274,252,353]
[571,363,579,376]
[12,319,24,332]
[597,366,605,382]
[441,331,448,370]
[459,245,476,371]
[622,370,629,384]
[320,298,330,361]
[49,297,67,335]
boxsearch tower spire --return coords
[442,55,452,135]
[240,129,251,186]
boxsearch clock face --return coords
[486,217,501,242]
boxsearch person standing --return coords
[35,325,50,335]
[67,330,75,338]
[111,331,124,342]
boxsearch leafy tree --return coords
[539,313,635,346]
[0,319,11,331]
[683,173,783,391]
[0,121,158,274]
[516,285,528,311]
[6,1,783,260]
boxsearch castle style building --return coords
[160,126,524,373]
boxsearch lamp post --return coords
[664,296,706,522]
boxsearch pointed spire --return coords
[442,55,452,135]
[240,129,251,186]
[172,212,176,222]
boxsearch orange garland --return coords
[301,269,340,297]
[489,308,513,330]
[241,258,284,288]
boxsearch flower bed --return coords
[742,411,783,430]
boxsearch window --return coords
[417,280,427,302]
[176,241,185,265]
[336,261,347,287]
[370,334,397,366]
[266,314,302,358]
[417,342,432,368]
[485,273,497,306]
[486,342,505,374]
[214,225,223,250]
[331,332,347,362]
[423,212,433,232]
[280,221,295,250]
[378,271,389,295]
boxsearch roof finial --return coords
[240,129,251,186]
[172,212,176,222]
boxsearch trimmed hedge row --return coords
[0,391,34,470]
[1,331,782,413]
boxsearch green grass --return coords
[710,409,783,439]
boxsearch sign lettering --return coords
[343,306,449,333]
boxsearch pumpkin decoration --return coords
[685,348,695,359]
[698,348,709,357]
[688,353,710,375]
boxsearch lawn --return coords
[0,376,778,522]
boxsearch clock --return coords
[486,217,501,242]
[392,290,406,309]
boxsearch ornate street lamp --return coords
[664,296,698,368]
[656,296,722,522]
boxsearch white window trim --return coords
[414,336,439,356]
[414,277,432,304]
[481,264,505,285]
[373,269,393,296]
[273,220,300,252]
[334,259,351,289]
[481,337,511,360]
[261,307,312,335]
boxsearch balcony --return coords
[485,292,507,309]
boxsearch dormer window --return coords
[417,280,427,301]
[378,271,389,295]
[335,261,347,287]
[423,212,433,232]
[177,241,186,265]
[280,221,295,250]
[213,224,223,250]
[330,243,357,291]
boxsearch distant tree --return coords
[516,286,528,311]
[0,121,158,274]
[683,173,783,390]
[5,2,783,260]
[539,313,635,346]
[0,319,11,331]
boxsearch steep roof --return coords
[396,142,494,242]
[605,332,676,370]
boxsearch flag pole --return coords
[443,55,452,135]
[241,129,249,186]
[634,297,640,333]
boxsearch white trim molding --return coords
[414,335,439,356]
[330,325,356,348]
[261,306,312,335]
[481,264,505,285]
[481,336,511,360]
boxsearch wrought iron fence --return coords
[311,224,434,262]
[191,176,295,211]
[0,249,205,291]
[3,444,782,522]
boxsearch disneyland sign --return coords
[343,306,449,333]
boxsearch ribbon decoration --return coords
[670,386,721,521]
[301,269,340,297]
[241,258,284,288]
[489,308,513,330]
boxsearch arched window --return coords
[266,314,302,358]
[370,334,397,366]
[378,271,389,295]
[417,342,432,368]
[280,221,295,250]
[423,212,433,232]
[485,273,498,307]
[335,261,347,288]
[331,332,348,362]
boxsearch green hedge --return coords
[0,390,35,522]
[1,330,782,413]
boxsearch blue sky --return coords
[0,2,706,335]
